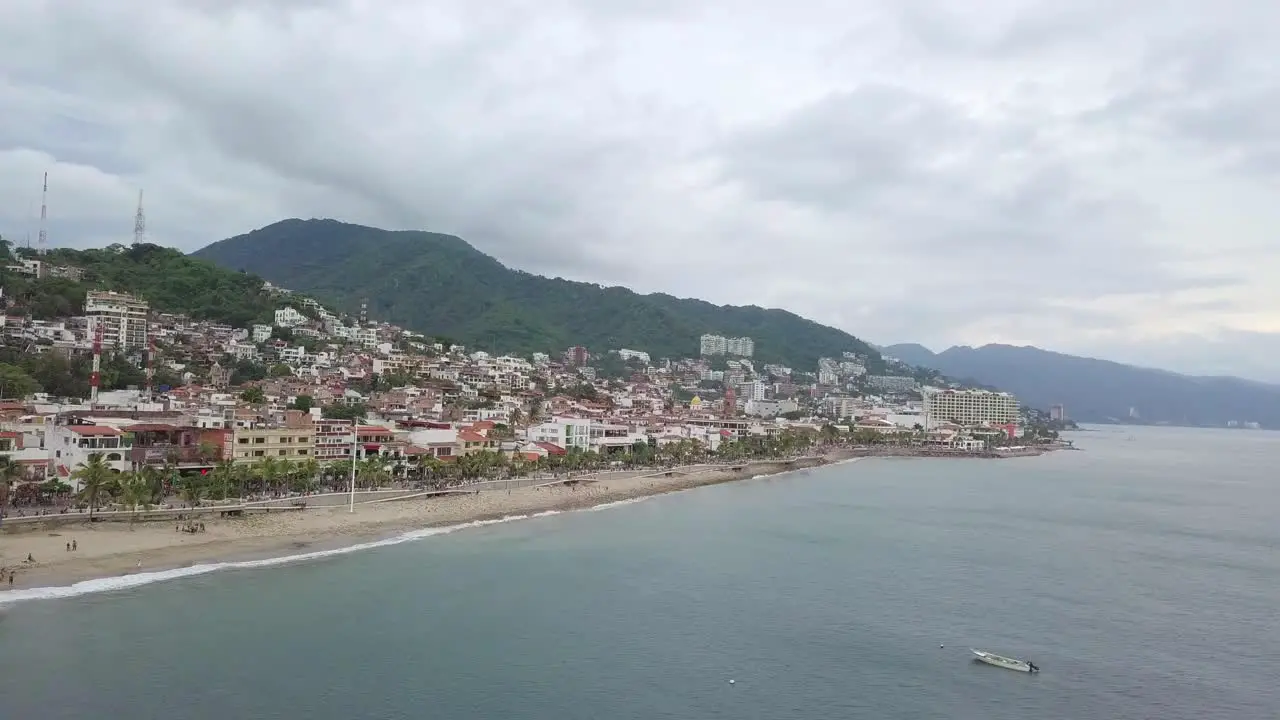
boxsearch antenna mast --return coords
[90,321,104,406]
[133,189,146,245]
[37,173,48,255]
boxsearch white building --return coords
[700,333,754,357]
[867,375,917,393]
[923,389,1020,426]
[85,290,149,350]
[524,417,592,451]
[617,348,651,364]
[744,398,799,417]
[739,379,766,402]
[47,423,133,484]
[251,324,273,342]
[273,307,307,328]
[826,396,860,419]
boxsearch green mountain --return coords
[883,343,1280,428]
[192,218,880,367]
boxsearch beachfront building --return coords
[232,426,315,463]
[524,417,592,451]
[85,290,149,350]
[313,418,355,462]
[47,422,133,482]
[923,389,1019,426]
[125,424,226,473]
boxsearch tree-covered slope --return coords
[3,242,279,327]
[193,219,879,367]
[883,342,1280,428]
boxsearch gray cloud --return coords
[1,0,1279,379]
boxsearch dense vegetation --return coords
[193,219,883,369]
[884,343,1280,428]
[0,347,182,398]
[0,239,277,398]
[1,239,278,328]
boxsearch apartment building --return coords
[85,290,149,350]
[699,334,754,357]
[232,425,316,463]
[923,389,1020,426]
[866,375,917,393]
[231,410,315,464]
[313,418,354,462]
[525,417,592,451]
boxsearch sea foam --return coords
[0,495,655,606]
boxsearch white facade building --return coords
[47,423,133,483]
[867,375,917,393]
[617,348,651,364]
[273,307,307,328]
[85,290,149,350]
[700,334,754,357]
[739,379,767,402]
[923,389,1020,425]
[525,417,592,451]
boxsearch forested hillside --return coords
[194,219,881,367]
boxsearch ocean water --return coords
[1,425,1277,719]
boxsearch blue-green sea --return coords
[1,425,1276,719]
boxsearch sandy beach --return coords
[0,455,842,592]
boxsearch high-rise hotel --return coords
[923,388,1020,426]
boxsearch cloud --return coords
[1,0,1279,379]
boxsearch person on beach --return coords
[8,572,13,586]
[72,539,77,551]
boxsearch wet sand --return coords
[0,457,839,591]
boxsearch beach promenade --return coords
[0,456,831,591]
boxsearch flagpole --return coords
[349,418,358,513]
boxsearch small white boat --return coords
[971,649,1039,673]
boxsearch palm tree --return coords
[117,472,152,528]
[72,454,114,521]
[254,456,281,496]
[179,474,206,509]
[211,460,236,501]
[357,457,389,489]
[0,455,19,523]
[139,465,166,504]
[295,458,320,494]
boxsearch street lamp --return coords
[348,418,359,513]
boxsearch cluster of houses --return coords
[0,283,1031,494]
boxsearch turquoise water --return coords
[1,426,1277,719]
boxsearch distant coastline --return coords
[0,446,1060,601]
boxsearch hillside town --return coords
[0,261,1054,505]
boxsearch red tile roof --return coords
[458,430,489,443]
[534,442,566,455]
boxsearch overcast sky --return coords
[2,1,1278,380]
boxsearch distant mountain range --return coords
[192,219,881,368]
[883,343,1280,429]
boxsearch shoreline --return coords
[0,445,1058,601]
